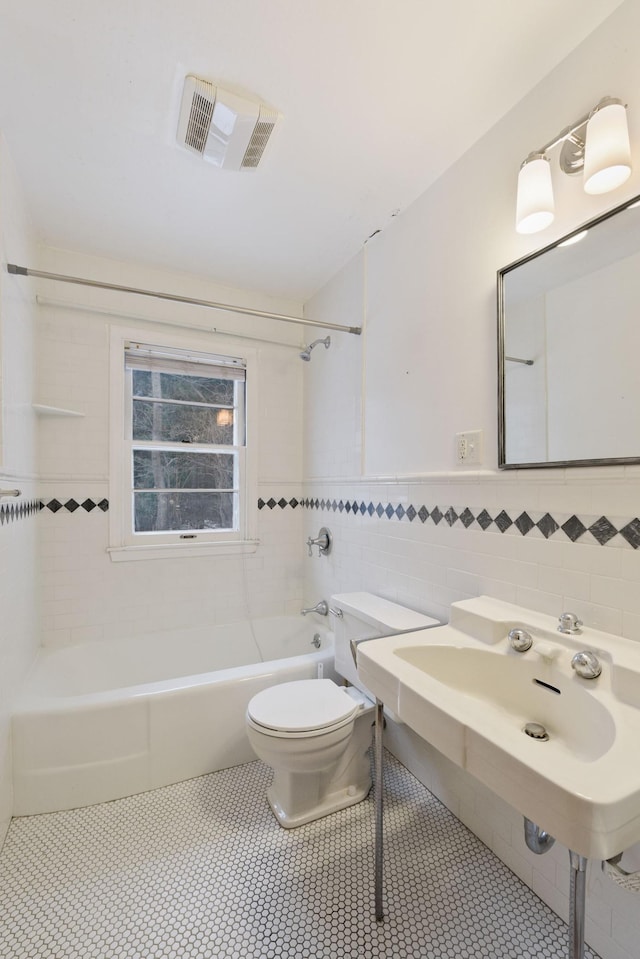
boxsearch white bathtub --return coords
[12,617,337,815]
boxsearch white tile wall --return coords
[0,134,40,846]
[34,251,307,649]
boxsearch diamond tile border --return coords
[43,498,109,514]
[17,494,640,551]
[295,497,640,550]
[0,499,42,526]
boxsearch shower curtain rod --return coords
[7,264,362,336]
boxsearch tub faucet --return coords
[307,527,332,557]
[301,600,329,617]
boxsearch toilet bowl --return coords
[247,679,373,827]
[246,591,439,828]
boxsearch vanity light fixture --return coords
[515,96,632,234]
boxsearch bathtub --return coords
[12,617,337,815]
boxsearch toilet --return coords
[246,591,439,828]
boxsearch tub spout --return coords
[300,600,329,616]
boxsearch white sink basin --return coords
[357,596,640,859]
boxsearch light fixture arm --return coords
[515,96,631,234]
[530,97,624,160]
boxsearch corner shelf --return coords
[33,404,85,418]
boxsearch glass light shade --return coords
[516,154,555,234]
[584,101,632,195]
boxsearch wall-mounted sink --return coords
[357,595,640,861]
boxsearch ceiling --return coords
[0,1,625,301]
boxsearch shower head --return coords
[299,336,330,361]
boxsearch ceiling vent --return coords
[177,75,280,171]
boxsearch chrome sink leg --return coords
[569,850,587,959]
[375,699,384,921]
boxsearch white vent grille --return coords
[185,92,215,153]
[177,76,280,170]
[241,108,278,169]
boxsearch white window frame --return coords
[108,327,258,562]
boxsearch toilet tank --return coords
[330,592,439,692]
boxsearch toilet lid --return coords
[247,680,358,733]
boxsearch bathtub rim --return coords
[13,646,334,715]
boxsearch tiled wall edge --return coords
[296,496,640,550]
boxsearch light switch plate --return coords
[456,430,483,465]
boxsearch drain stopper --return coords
[523,722,549,741]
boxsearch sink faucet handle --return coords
[508,627,533,652]
[571,650,602,680]
[558,612,583,634]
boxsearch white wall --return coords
[303,4,640,958]
[35,247,307,648]
[0,134,40,847]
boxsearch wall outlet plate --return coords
[456,430,483,465]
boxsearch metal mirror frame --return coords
[497,191,640,470]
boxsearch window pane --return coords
[133,400,234,444]
[134,491,236,532]
[133,450,235,490]
[132,370,235,405]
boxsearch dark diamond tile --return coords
[359,502,367,515]
[588,516,617,546]
[375,503,385,517]
[320,499,326,510]
[367,502,375,516]
[418,506,429,523]
[278,498,287,509]
[46,499,63,513]
[257,497,265,510]
[331,500,338,511]
[444,507,458,527]
[620,518,640,549]
[475,509,493,530]
[345,501,352,513]
[338,500,345,512]
[98,499,109,512]
[395,504,405,520]
[385,503,394,518]
[406,505,417,522]
[561,515,587,542]
[289,498,299,509]
[266,497,276,509]
[459,507,474,528]
[494,510,513,533]
[536,513,559,539]
[431,506,443,525]
[81,499,96,512]
[351,500,359,513]
[515,512,535,536]
[64,499,79,512]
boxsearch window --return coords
[109,333,257,560]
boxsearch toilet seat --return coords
[247,679,358,734]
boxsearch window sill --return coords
[107,540,260,562]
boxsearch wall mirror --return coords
[498,193,640,469]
